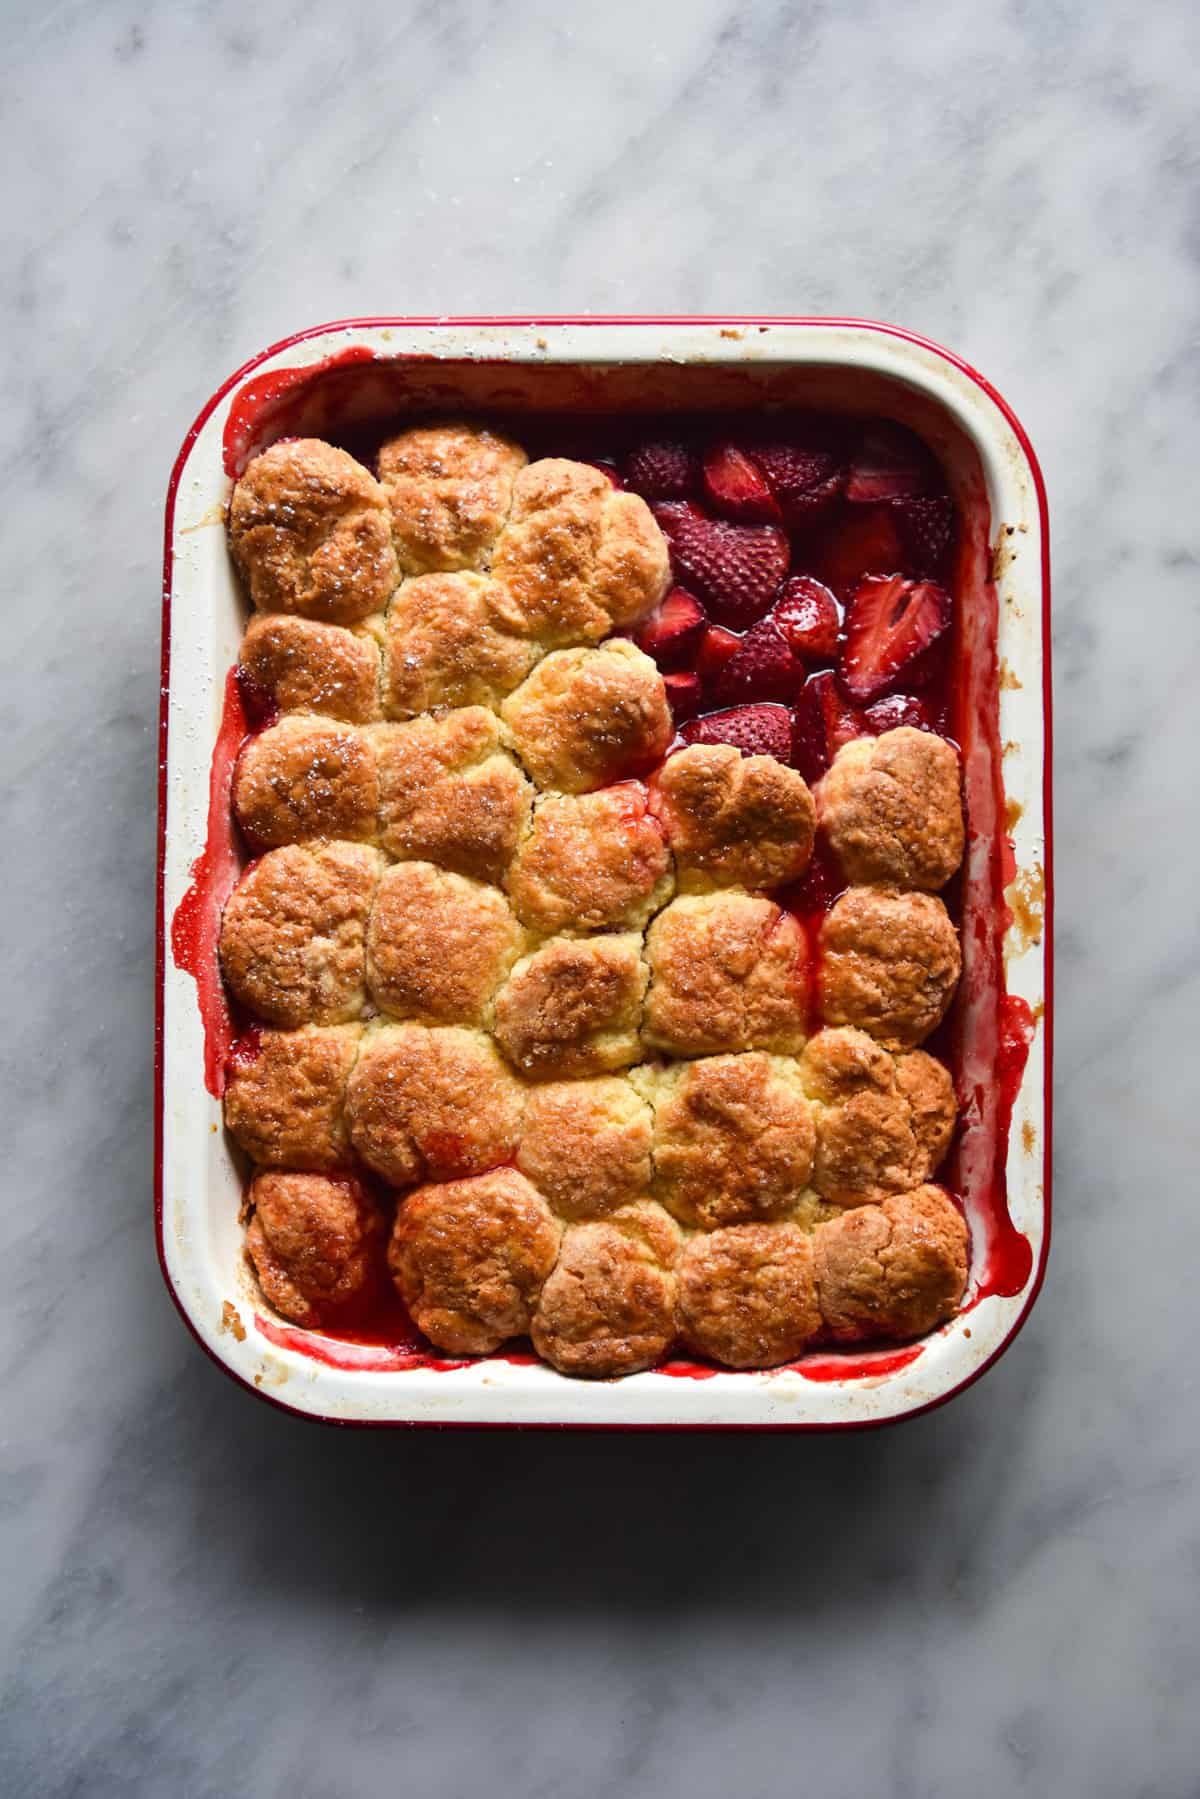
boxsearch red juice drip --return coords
[170,668,249,1096]
[798,1344,924,1383]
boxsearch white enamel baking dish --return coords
[156,317,1051,1429]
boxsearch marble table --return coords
[3,2,1198,1794]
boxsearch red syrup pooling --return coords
[187,391,1040,1379]
[170,668,252,1097]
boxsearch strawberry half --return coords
[695,624,741,686]
[663,671,703,723]
[751,425,846,529]
[624,439,697,501]
[654,502,789,630]
[839,576,952,703]
[863,692,938,735]
[634,586,708,672]
[844,422,937,504]
[790,671,866,785]
[771,576,840,663]
[680,703,793,763]
[893,494,956,576]
[701,442,781,523]
[814,504,908,599]
[709,618,802,706]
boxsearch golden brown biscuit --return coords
[530,1205,681,1377]
[677,1224,822,1369]
[244,1171,383,1327]
[491,458,671,647]
[506,783,673,936]
[229,439,398,624]
[501,641,673,794]
[223,1025,361,1169]
[371,709,532,885]
[232,716,378,849]
[642,894,808,1057]
[644,1053,815,1229]
[819,727,964,890]
[814,1184,968,1342]
[516,1076,653,1221]
[492,934,647,1078]
[377,421,527,574]
[346,1023,524,1187]
[818,886,961,1050]
[380,572,540,717]
[365,861,524,1027]
[239,614,381,723]
[799,1027,956,1207]
[650,744,816,892]
[219,841,381,1028]
[389,1168,561,1355]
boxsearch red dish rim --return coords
[155,315,1053,1432]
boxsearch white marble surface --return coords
[3,1,1199,1793]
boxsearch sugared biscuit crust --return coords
[233,716,378,849]
[501,641,673,794]
[530,1206,680,1377]
[677,1224,822,1369]
[372,708,532,885]
[651,744,816,892]
[229,439,398,624]
[223,1025,360,1169]
[818,886,961,1050]
[516,1076,653,1221]
[643,893,808,1057]
[245,1171,382,1327]
[380,572,539,717]
[239,614,381,723]
[219,841,380,1028]
[819,727,964,890]
[377,421,527,575]
[366,862,524,1027]
[814,1184,968,1342]
[506,784,673,936]
[491,458,670,647]
[390,1168,561,1355]
[345,1023,524,1186]
[492,934,648,1079]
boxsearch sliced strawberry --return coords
[663,671,703,723]
[701,441,781,522]
[634,586,708,672]
[839,576,952,703]
[893,494,955,575]
[771,576,840,663]
[710,618,802,706]
[680,703,793,763]
[751,425,846,529]
[695,624,741,685]
[844,422,937,504]
[790,671,867,785]
[863,692,938,735]
[814,504,908,599]
[624,439,697,501]
[654,502,789,630]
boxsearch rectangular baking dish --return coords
[156,317,1051,1429]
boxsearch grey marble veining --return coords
[3,1,1199,1794]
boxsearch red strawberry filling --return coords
[790,671,867,785]
[654,501,789,630]
[750,426,846,529]
[634,586,708,671]
[701,442,781,523]
[709,618,801,707]
[662,671,703,723]
[844,422,937,503]
[839,575,952,704]
[624,439,697,501]
[679,703,793,763]
[771,576,840,662]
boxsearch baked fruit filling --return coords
[219,414,970,1376]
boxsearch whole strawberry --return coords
[680,703,793,763]
[654,501,789,630]
[624,439,697,501]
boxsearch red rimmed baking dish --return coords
[156,317,1051,1428]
